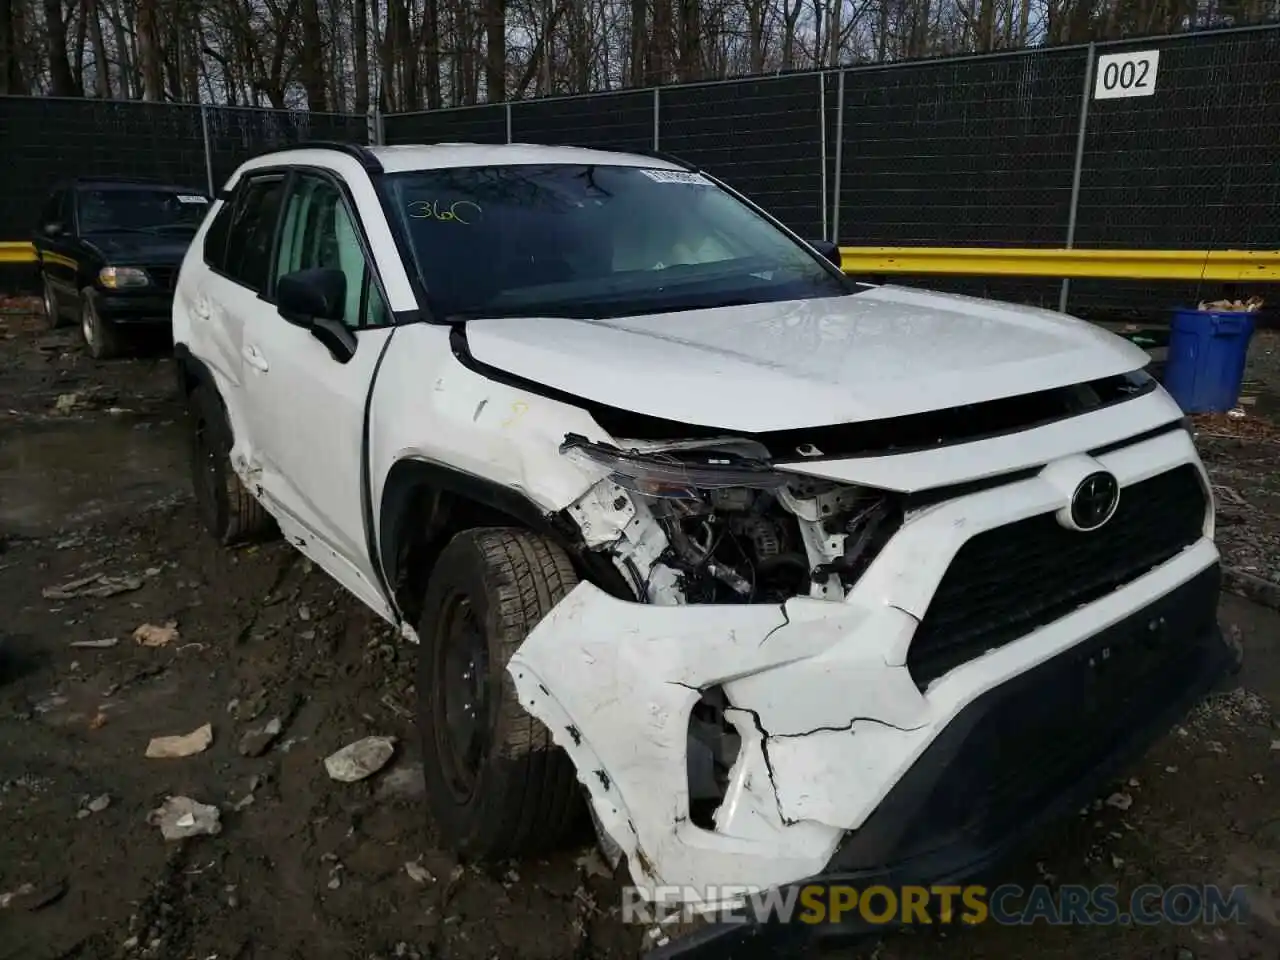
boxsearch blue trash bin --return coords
[1163,308,1256,413]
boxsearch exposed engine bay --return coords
[560,432,903,606]
[559,432,913,829]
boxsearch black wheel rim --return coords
[191,416,221,526]
[433,592,491,802]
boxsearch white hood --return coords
[462,284,1151,433]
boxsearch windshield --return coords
[76,188,210,234]
[383,164,854,320]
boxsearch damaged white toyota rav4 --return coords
[173,141,1239,956]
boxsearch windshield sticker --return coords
[640,169,710,186]
[407,199,482,224]
[177,195,209,204]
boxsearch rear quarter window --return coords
[202,199,234,273]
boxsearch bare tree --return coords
[1,0,1278,110]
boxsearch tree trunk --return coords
[457,3,479,104]
[106,0,131,97]
[780,0,802,70]
[87,0,109,96]
[299,0,327,110]
[628,0,645,86]
[0,0,26,95]
[353,0,369,113]
[135,0,164,99]
[484,0,506,101]
[746,0,765,73]
[43,0,79,96]
[421,0,441,109]
[676,0,699,82]
[183,9,198,101]
[73,0,88,92]
[648,0,672,85]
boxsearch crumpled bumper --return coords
[505,419,1231,960]
[646,562,1239,958]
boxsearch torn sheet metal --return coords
[508,421,1217,896]
[510,539,1218,893]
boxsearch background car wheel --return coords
[187,384,275,546]
[417,528,585,860]
[42,276,65,329]
[80,289,123,359]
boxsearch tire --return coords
[187,384,275,545]
[42,274,65,329]
[417,528,585,860]
[80,288,124,359]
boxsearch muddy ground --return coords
[1,303,1278,960]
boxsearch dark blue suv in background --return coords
[33,178,211,358]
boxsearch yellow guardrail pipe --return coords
[5,239,1280,282]
[0,241,34,264]
[840,247,1280,283]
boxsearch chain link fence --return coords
[3,22,1278,316]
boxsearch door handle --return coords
[242,344,269,372]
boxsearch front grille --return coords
[907,464,1207,689]
[147,265,178,290]
[831,565,1223,874]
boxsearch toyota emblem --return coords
[1070,471,1121,531]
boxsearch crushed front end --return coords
[506,375,1242,955]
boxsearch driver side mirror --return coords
[812,240,842,270]
[276,267,357,364]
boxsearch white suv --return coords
[173,141,1239,954]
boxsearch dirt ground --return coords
[1,302,1278,960]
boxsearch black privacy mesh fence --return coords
[657,75,828,240]
[0,98,208,240]
[204,107,368,192]
[1069,27,1280,310]
[833,46,1088,306]
[3,23,1278,316]
[0,97,369,240]
[381,104,507,146]
[511,90,653,152]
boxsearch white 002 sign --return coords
[1093,50,1160,100]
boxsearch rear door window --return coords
[223,175,288,293]
[203,198,235,273]
[39,189,66,232]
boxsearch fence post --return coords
[1059,42,1096,314]
[819,72,828,240]
[653,88,660,150]
[831,70,845,244]
[505,102,513,143]
[199,104,215,197]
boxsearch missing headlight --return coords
[562,434,902,604]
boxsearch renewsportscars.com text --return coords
[621,883,1250,927]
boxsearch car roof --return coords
[369,143,682,173]
[245,142,685,176]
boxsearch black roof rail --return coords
[265,140,383,173]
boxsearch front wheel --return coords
[42,275,64,329]
[417,528,585,860]
[80,289,123,359]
